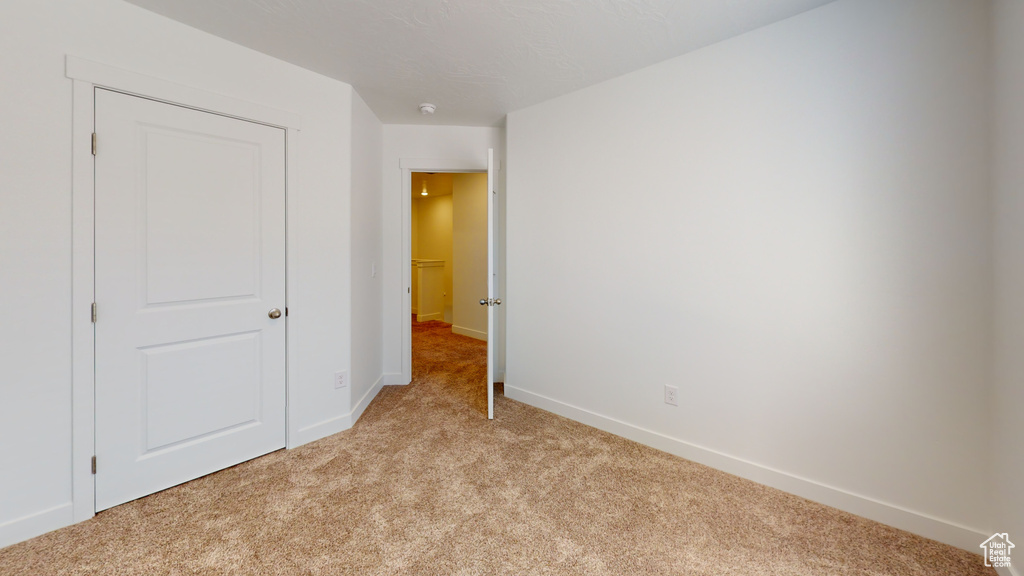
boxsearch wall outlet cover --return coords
[664,385,678,406]
[335,371,348,389]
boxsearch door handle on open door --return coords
[493,299,501,305]
[479,299,488,306]
[479,299,502,306]
[268,308,282,319]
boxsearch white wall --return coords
[382,125,505,382]
[350,90,384,421]
[991,0,1024,569]
[506,0,991,550]
[0,0,355,547]
[452,173,489,340]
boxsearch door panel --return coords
[144,129,260,304]
[94,89,286,511]
[141,331,261,451]
[487,149,495,420]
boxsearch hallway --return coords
[409,317,495,419]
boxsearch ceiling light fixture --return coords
[421,180,428,196]
[419,103,436,115]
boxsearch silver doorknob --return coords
[480,299,488,306]
[494,299,501,306]
[268,308,282,319]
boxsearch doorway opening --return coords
[411,172,487,334]
[410,171,494,416]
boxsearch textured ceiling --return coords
[123,0,837,126]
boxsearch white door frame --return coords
[398,158,495,385]
[66,56,302,523]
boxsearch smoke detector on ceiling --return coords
[419,103,436,115]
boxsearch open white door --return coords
[486,148,497,420]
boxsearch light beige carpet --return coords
[0,320,995,575]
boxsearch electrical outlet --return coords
[335,371,348,389]
[664,385,678,406]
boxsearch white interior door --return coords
[486,149,496,420]
[94,88,286,511]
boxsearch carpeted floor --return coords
[0,319,995,575]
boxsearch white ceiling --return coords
[123,0,836,126]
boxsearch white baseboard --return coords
[350,375,384,425]
[452,324,487,341]
[416,312,443,322]
[494,371,505,383]
[383,372,408,385]
[0,502,74,550]
[294,375,386,446]
[504,385,990,554]
[294,412,351,446]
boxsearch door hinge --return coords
[91,456,97,475]
[285,307,289,317]
[91,133,97,156]
[91,302,97,323]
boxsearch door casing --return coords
[67,56,302,523]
